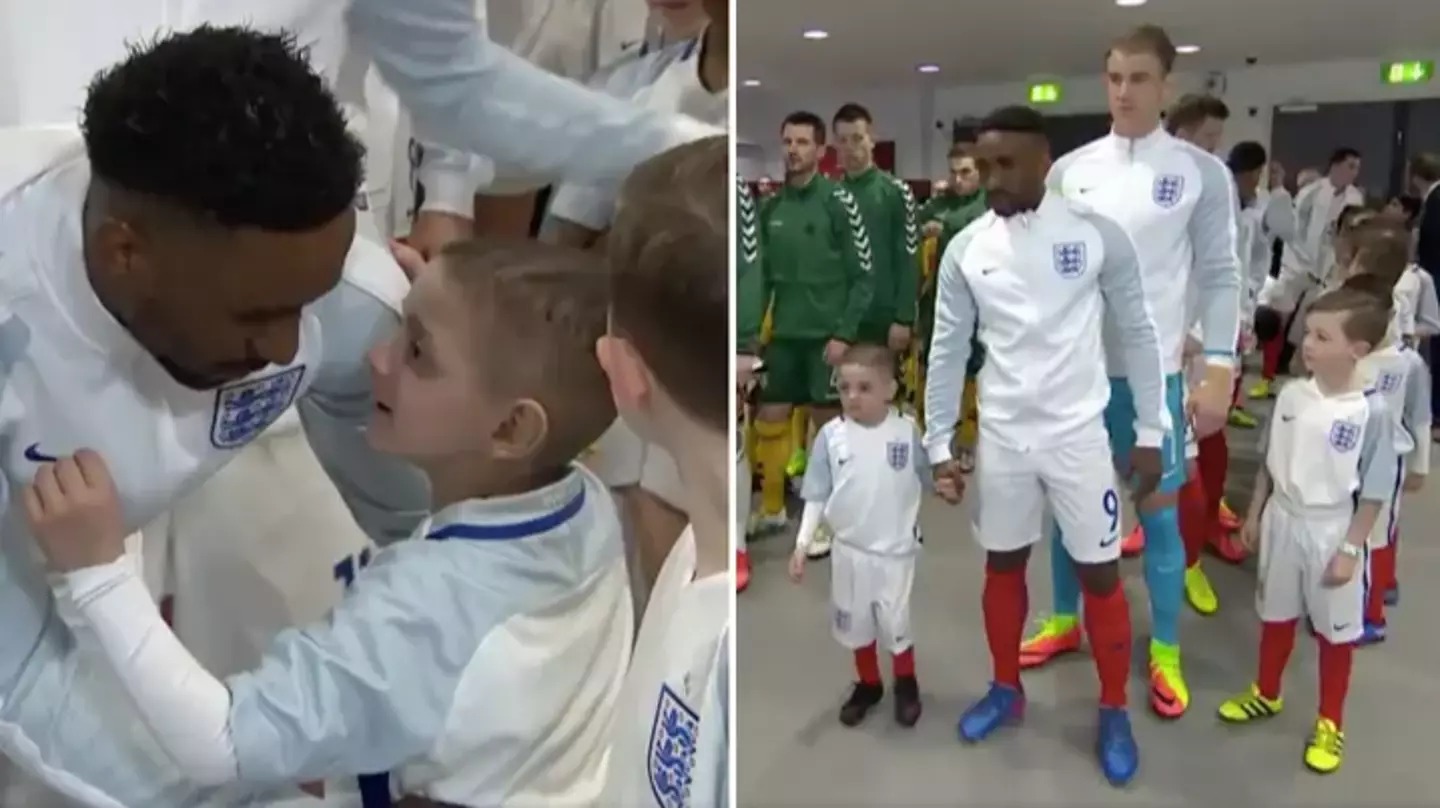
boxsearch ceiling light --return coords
[917,64,940,74]
[801,29,829,40]
[1176,44,1201,54]
[1115,0,1147,6]
[743,78,762,87]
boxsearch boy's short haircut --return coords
[438,238,617,467]
[607,134,729,432]
[1348,220,1412,289]
[1106,24,1177,74]
[1308,287,1391,349]
[840,343,895,374]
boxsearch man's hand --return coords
[922,221,943,238]
[388,239,428,282]
[823,339,850,366]
[788,549,806,583]
[933,460,965,504]
[887,324,913,353]
[1404,472,1426,493]
[736,354,761,392]
[1268,160,1287,191]
[1189,365,1234,437]
[24,450,127,573]
[1181,334,1203,363]
[1129,445,1163,504]
[1238,515,1261,552]
[408,211,473,259]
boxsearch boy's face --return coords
[366,262,503,461]
[837,363,894,423]
[1302,310,1368,375]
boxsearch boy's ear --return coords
[596,335,651,411]
[492,399,549,461]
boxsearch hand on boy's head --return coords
[23,450,128,572]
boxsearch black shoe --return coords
[839,681,884,727]
[893,675,922,727]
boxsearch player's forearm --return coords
[1246,468,1272,524]
[62,559,239,785]
[836,271,874,342]
[1345,501,1382,548]
[1190,183,1243,362]
[346,0,718,189]
[1095,216,1168,444]
[921,283,972,462]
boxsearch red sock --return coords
[1366,545,1395,625]
[1081,586,1132,708]
[892,647,915,678]
[1317,636,1355,728]
[1178,476,1209,568]
[854,643,881,685]
[1261,333,1282,379]
[982,564,1027,688]
[1197,431,1227,524]
[1256,619,1298,700]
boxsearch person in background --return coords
[833,103,919,357]
[750,111,873,558]
[1164,93,1229,155]
[1024,25,1242,722]
[406,0,657,254]
[736,175,764,592]
[1404,153,1440,436]
[1251,148,1365,399]
[916,143,988,466]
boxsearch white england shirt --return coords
[1262,380,1396,512]
[604,528,729,808]
[799,411,926,556]
[1048,127,1242,374]
[1358,343,1432,476]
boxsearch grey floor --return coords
[737,380,1440,806]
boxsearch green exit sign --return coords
[1028,82,1063,104]
[1383,61,1433,85]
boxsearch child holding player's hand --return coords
[788,345,929,729]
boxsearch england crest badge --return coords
[1053,241,1087,279]
[210,366,306,450]
[886,439,910,470]
[1376,372,1401,394]
[1329,420,1360,453]
[1153,174,1185,208]
[648,684,700,808]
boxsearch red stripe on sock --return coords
[1257,619,1297,700]
[1317,636,1354,729]
[1366,545,1395,625]
[854,643,881,685]
[1082,586,1132,708]
[1178,476,1208,569]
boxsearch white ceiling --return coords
[736,0,1440,89]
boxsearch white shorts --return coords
[1256,499,1365,644]
[830,544,915,653]
[973,423,1122,564]
[1261,266,1316,314]
[1368,458,1405,549]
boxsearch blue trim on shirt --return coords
[426,489,586,541]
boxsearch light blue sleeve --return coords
[1357,396,1399,501]
[922,223,981,463]
[1186,149,1243,363]
[1089,211,1168,446]
[227,542,506,784]
[345,0,720,189]
[300,282,430,546]
[1417,271,1440,332]
[544,53,660,231]
[798,426,833,502]
[1403,350,1433,475]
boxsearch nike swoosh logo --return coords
[1281,415,1295,422]
[1099,534,1119,548]
[24,443,58,463]
[981,268,999,275]
[1332,623,1350,632]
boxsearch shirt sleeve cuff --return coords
[925,440,954,465]
[1134,426,1166,449]
[417,156,496,216]
[1203,352,1237,370]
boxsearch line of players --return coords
[736,23,1432,786]
[0,9,730,808]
